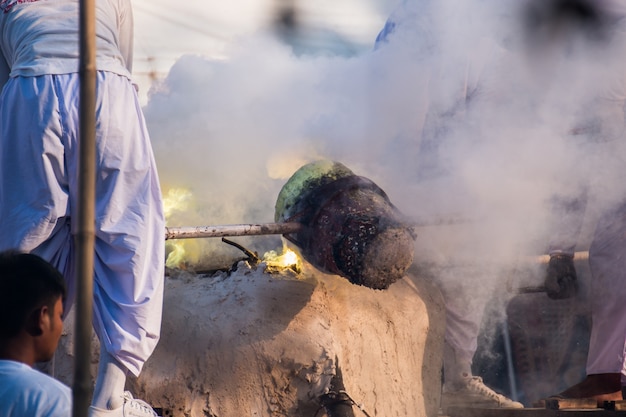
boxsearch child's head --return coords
[0,250,66,362]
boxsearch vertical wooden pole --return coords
[73,0,96,415]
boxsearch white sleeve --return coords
[117,0,134,74]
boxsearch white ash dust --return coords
[53,260,445,417]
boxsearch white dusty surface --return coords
[54,261,445,417]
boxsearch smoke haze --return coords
[145,0,626,286]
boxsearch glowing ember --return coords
[263,246,302,274]
[163,187,194,268]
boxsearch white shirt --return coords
[0,360,72,417]
[0,0,133,85]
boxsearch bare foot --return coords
[556,374,622,407]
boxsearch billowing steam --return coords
[145,0,626,293]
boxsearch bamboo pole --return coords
[74,0,96,415]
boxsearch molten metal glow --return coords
[263,246,302,273]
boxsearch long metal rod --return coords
[163,215,474,240]
[501,320,519,401]
[165,224,590,265]
[165,222,303,240]
[531,250,589,265]
[74,0,97,415]
[164,224,591,262]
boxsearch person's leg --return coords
[0,76,69,252]
[92,347,128,410]
[76,72,164,410]
[442,305,478,387]
[438,264,497,387]
[0,74,76,303]
[554,203,626,405]
[438,266,523,409]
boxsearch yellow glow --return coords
[281,250,298,266]
[165,242,186,269]
[163,187,193,218]
[163,187,194,268]
[263,246,302,273]
[265,148,323,180]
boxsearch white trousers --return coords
[0,73,165,377]
[437,265,494,375]
[587,203,626,383]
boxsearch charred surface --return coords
[283,174,414,289]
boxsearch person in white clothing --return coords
[0,250,72,417]
[0,0,165,416]
[528,0,626,406]
[376,0,626,408]
[374,0,524,410]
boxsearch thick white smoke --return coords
[139,1,626,404]
[144,0,626,283]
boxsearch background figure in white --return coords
[373,0,524,409]
[524,0,626,406]
[375,0,626,408]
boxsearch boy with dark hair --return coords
[0,250,72,416]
